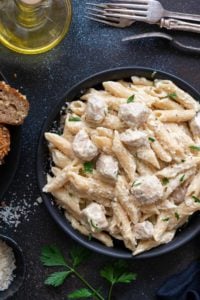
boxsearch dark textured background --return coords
[1,0,200,299]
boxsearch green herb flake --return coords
[127,95,135,103]
[162,217,170,222]
[181,159,185,163]
[83,162,94,174]
[192,195,200,203]
[88,234,92,241]
[189,145,200,151]
[168,92,177,100]
[175,212,180,220]
[148,137,156,142]
[132,181,141,187]
[162,178,169,186]
[69,116,81,122]
[90,220,101,232]
[180,174,185,182]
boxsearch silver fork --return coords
[86,4,200,34]
[86,3,134,28]
[102,0,200,24]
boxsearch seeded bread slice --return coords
[0,81,29,125]
[0,125,10,162]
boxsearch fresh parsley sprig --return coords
[41,245,137,300]
[100,261,137,300]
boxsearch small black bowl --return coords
[0,234,25,300]
[37,67,200,259]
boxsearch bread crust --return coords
[0,125,10,162]
[0,81,29,125]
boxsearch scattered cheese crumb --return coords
[0,194,43,229]
[0,240,16,291]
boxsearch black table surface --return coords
[1,0,200,299]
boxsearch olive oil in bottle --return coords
[0,0,72,54]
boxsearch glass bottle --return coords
[0,0,72,54]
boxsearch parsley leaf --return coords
[100,261,136,285]
[162,217,170,222]
[181,159,185,163]
[180,174,185,182]
[192,195,200,203]
[168,92,177,100]
[175,212,180,220]
[148,137,155,142]
[189,145,200,151]
[90,220,101,232]
[83,162,94,174]
[127,95,135,103]
[45,271,71,287]
[69,116,81,122]
[69,246,90,268]
[40,245,67,267]
[68,288,93,299]
[162,178,169,186]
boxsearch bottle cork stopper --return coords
[20,0,42,4]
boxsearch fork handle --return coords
[164,10,200,23]
[160,18,200,34]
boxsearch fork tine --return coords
[86,3,107,8]
[105,12,146,21]
[105,8,147,16]
[104,3,148,9]
[87,11,119,22]
[85,16,122,28]
[113,0,148,2]
[86,7,105,14]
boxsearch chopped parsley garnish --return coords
[189,145,200,151]
[180,174,185,182]
[90,220,101,232]
[175,212,180,220]
[132,181,141,187]
[69,116,81,122]
[83,162,94,174]
[181,159,185,163]
[168,92,177,100]
[192,195,200,203]
[162,177,169,186]
[127,95,135,103]
[162,217,170,222]
[148,137,155,142]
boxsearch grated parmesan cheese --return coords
[0,195,43,230]
[0,240,16,291]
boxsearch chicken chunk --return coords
[72,129,98,161]
[134,221,154,240]
[96,154,119,181]
[189,112,200,137]
[118,102,150,128]
[85,95,107,123]
[81,203,108,232]
[120,129,147,147]
[131,175,163,205]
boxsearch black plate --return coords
[0,72,21,199]
[37,67,200,259]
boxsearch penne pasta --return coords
[44,76,200,256]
